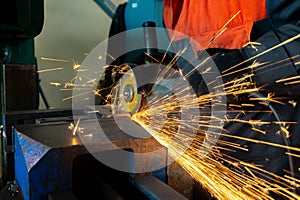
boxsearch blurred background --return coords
[36,0,125,109]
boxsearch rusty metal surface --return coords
[168,161,194,200]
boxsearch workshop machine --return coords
[11,22,188,198]
[0,0,44,187]
[0,0,195,200]
[2,1,295,200]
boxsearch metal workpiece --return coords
[79,117,168,175]
[168,162,194,199]
[133,175,188,200]
[14,117,167,200]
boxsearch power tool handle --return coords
[142,21,158,58]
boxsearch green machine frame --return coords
[0,0,44,186]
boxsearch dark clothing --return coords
[230,19,300,194]
[267,0,300,29]
[165,0,300,196]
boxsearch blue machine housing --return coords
[123,0,170,62]
[125,0,164,29]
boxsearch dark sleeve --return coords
[242,21,300,96]
[267,0,300,29]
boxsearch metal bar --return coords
[133,175,188,200]
[93,0,117,19]
[103,0,117,11]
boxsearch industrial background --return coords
[1,0,300,199]
[0,0,195,199]
[37,0,124,109]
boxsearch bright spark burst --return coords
[52,13,300,199]
[125,35,298,199]
[72,60,81,71]
[68,118,83,136]
[127,25,300,199]
[66,32,300,199]
[131,81,300,199]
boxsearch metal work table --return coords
[14,117,167,200]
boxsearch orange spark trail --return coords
[37,67,63,73]
[41,57,70,63]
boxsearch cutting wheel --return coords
[112,63,179,115]
[113,65,142,115]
